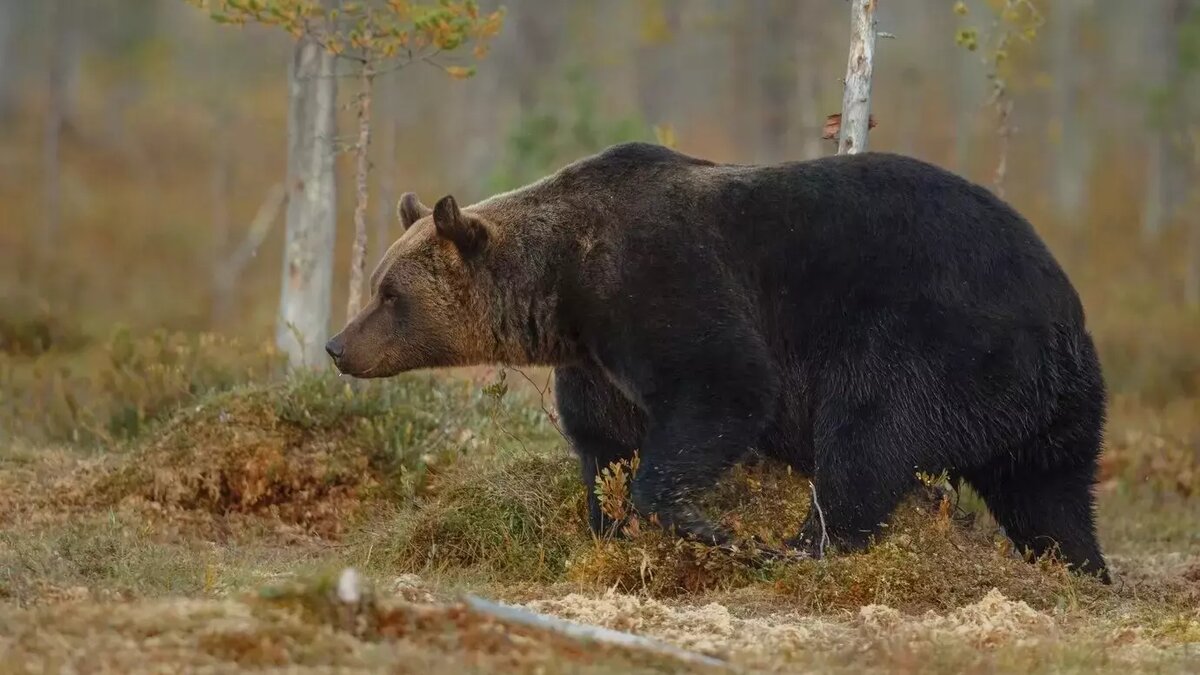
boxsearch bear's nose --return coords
[325,336,345,362]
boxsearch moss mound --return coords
[572,461,1107,611]
[369,452,588,583]
[95,373,539,537]
[370,455,1110,612]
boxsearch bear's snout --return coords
[324,334,346,366]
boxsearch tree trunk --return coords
[345,62,374,321]
[1051,0,1090,223]
[277,19,338,369]
[837,0,878,155]
[1141,0,1185,240]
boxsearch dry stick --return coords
[512,367,565,438]
[462,595,729,671]
[213,183,287,318]
[992,98,1013,199]
[345,58,374,320]
[808,481,829,560]
[837,0,879,155]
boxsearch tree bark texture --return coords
[277,20,338,369]
[838,0,877,155]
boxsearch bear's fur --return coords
[327,142,1110,581]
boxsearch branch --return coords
[215,183,287,287]
[462,595,730,670]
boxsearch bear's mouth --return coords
[350,357,388,379]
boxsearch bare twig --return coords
[513,367,565,438]
[462,595,729,670]
[808,481,830,559]
[218,184,286,279]
[213,183,287,322]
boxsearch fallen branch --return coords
[463,594,729,670]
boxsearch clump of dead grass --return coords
[0,293,88,357]
[1101,394,1200,498]
[0,328,283,444]
[361,452,588,583]
[375,453,1113,613]
[91,372,543,537]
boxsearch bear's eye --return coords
[380,291,398,306]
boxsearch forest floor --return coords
[1,340,1198,673]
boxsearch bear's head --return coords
[325,192,497,378]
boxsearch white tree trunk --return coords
[837,0,878,155]
[277,23,338,369]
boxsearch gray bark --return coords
[277,20,338,369]
[837,0,878,155]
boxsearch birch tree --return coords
[279,5,339,368]
[186,0,502,367]
[836,0,878,155]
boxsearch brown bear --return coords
[326,142,1110,582]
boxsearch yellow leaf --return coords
[653,123,677,149]
[445,65,474,79]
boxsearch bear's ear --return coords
[432,194,489,256]
[397,192,432,230]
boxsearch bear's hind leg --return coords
[966,458,1109,583]
[786,409,916,556]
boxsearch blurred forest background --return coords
[0,0,1199,411]
[1,4,1200,669]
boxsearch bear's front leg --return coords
[629,386,776,549]
[554,365,644,538]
